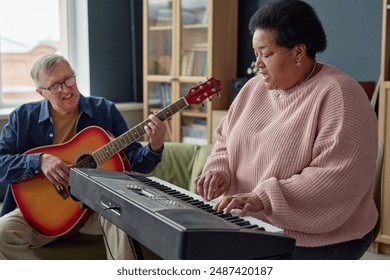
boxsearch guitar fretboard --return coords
[92,97,188,165]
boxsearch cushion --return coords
[143,142,199,190]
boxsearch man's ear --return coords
[36,89,44,97]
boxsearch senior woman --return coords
[195,0,378,259]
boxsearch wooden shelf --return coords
[181,110,207,118]
[150,26,172,31]
[182,24,208,29]
[143,0,237,143]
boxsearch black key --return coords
[236,220,251,227]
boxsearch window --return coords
[0,0,64,107]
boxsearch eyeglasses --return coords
[40,75,76,94]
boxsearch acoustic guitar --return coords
[11,77,222,237]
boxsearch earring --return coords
[296,61,302,68]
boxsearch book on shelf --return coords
[159,83,171,107]
[148,91,162,107]
[180,50,188,76]
[156,9,172,26]
[193,118,207,125]
[186,50,196,76]
[181,42,208,76]
[181,9,202,25]
[182,128,206,138]
[196,51,207,76]
[182,118,207,144]
[181,0,208,25]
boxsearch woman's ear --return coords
[294,43,307,63]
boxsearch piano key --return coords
[241,224,262,229]
[235,220,251,227]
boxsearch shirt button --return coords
[49,133,54,138]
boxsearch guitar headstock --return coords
[184,77,222,105]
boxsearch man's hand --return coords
[144,114,167,152]
[40,153,73,188]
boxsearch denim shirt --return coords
[0,94,163,215]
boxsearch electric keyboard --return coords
[69,168,296,259]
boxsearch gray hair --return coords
[30,54,74,88]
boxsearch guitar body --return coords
[11,126,128,237]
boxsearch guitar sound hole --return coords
[77,154,97,169]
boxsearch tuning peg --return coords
[208,97,213,102]
[216,93,221,98]
[201,102,205,107]
[188,84,195,92]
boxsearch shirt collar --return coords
[38,93,93,123]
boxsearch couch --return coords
[30,142,213,259]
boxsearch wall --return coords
[311,0,382,82]
[87,0,143,102]
[236,0,382,82]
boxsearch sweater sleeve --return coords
[201,110,231,179]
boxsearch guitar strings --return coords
[75,156,97,168]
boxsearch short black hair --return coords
[248,0,327,58]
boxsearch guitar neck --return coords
[92,97,189,165]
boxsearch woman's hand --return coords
[194,171,229,201]
[213,192,264,217]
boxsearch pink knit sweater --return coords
[204,64,378,247]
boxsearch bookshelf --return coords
[143,0,237,144]
[375,0,390,255]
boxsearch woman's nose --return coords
[256,57,265,69]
